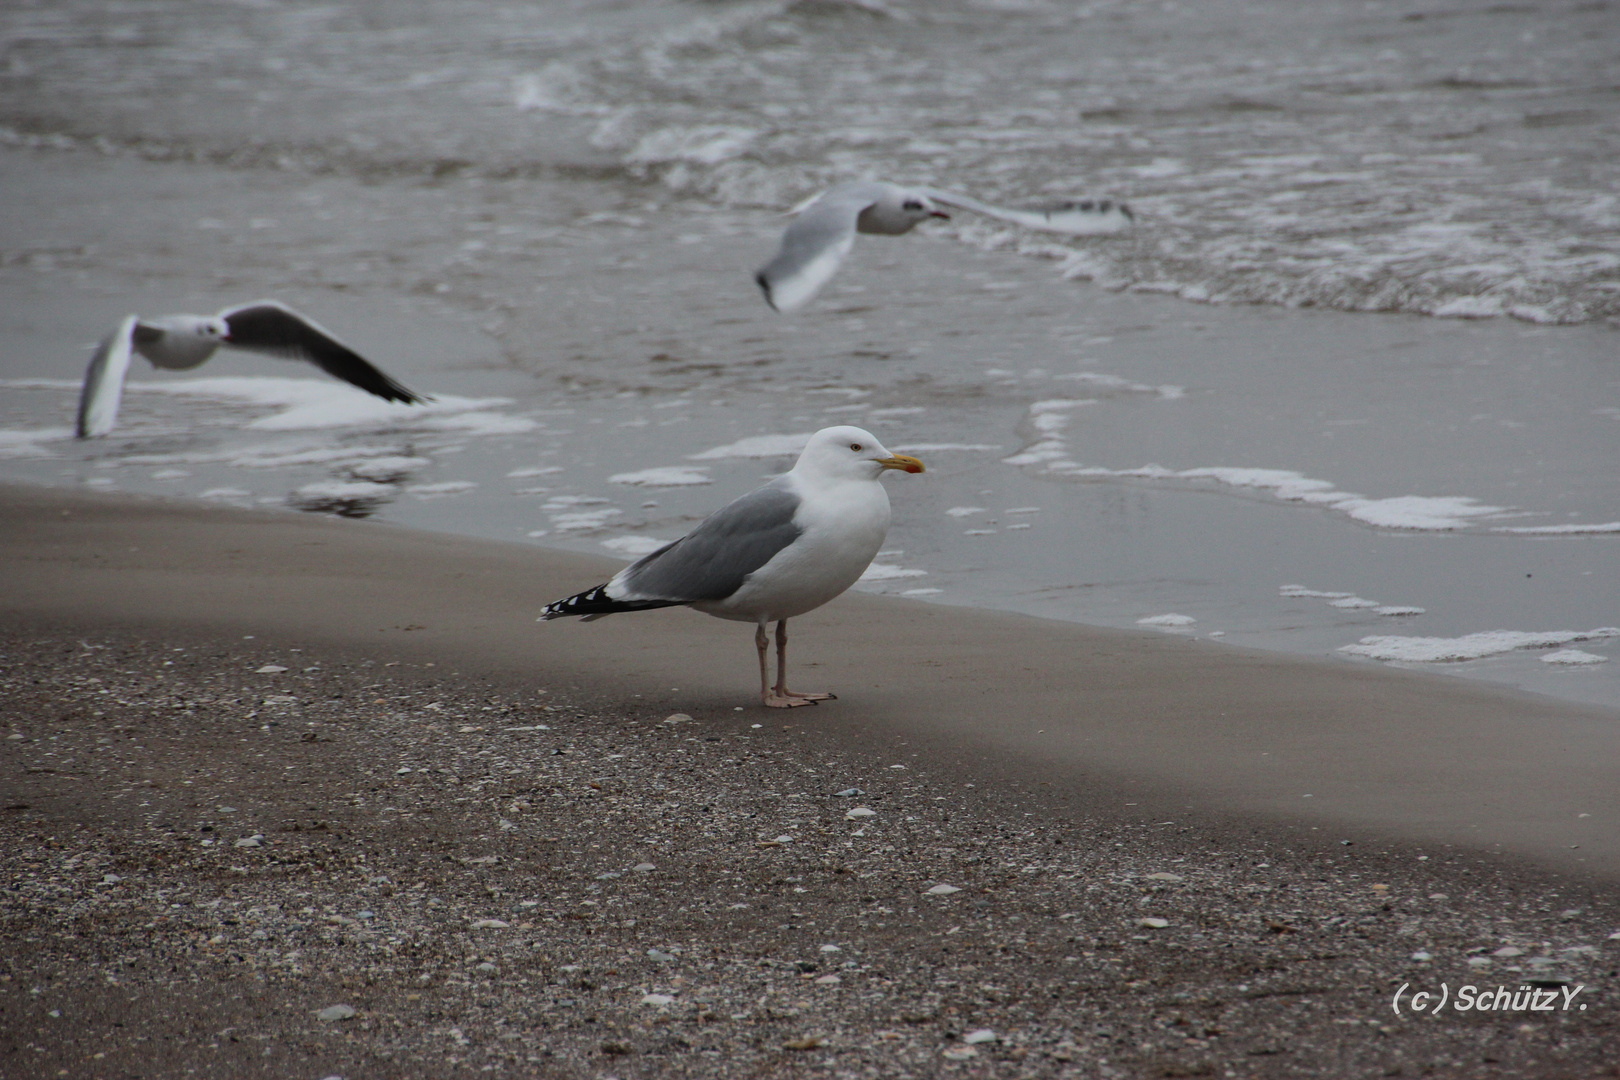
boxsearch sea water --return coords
[1,0,1615,706]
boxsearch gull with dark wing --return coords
[540,426,926,708]
[75,300,424,438]
[754,180,1132,312]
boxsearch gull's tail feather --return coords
[539,584,681,622]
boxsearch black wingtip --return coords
[540,585,681,621]
[754,271,779,313]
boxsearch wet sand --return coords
[4,483,1617,878]
[1,483,1616,1078]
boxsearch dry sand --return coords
[1,483,1616,1078]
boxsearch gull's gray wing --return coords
[919,187,1133,235]
[219,301,425,404]
[619,480,803,601]
[75,314,138,438]
[538,480,803,621]
[754,183,890,312]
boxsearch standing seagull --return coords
[754,180,1133,313]
[76,300,424,438]
[540,426,925,708]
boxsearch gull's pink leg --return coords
[764,618,833,708]
[756,622,772,706]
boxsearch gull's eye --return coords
[849,442,863,452]
[902,200,923,211]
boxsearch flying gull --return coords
[754,180,1133,312]
[76,300,424,438]
[540,425,926,708]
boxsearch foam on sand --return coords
[1137,613,1196,627]
[1340,627,1620,663]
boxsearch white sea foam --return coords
[608,466,712,487]
[199,487,251,499]
[347,456,432,482]
[1281,585,1353,599]
[601,536,670,557]
[0,427,73,458]
[901,588,943,597]
[1283,584,1425,617]
[1341,628,1620,663]
[891,443,1002,453]
[859,563,928,581]
[287,480,395,515]
[508,466,565,478]
[1493,522,1620,535]
[1031,455,1514,532]
[1138,614,1196,627]
[1052,372,1185,399]
[406,481,477,497]
[549,509,622,532]
[688,433,811,460]
[946,506,987,518]
[1541,649,1608,665]
[126,377,531,434]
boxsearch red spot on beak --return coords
[930,210,951,220]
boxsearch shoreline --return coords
[3,483,1617,1078]
[4,481,1617,882]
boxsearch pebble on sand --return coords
[814,974,842,985]
[233,834,264,848]
[317,1004,356,1022]
[943,1047,978,1060]
[963,1029,998,1045]
[471,919,509,929]
[1139,917,1170,929]
[926,884,962,895]
[633,862,656,872]
[255,664,288,674]
[1144,872,1183,882]
[642,993,675,1006]
[845,807,876,819]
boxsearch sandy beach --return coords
[2,483,1615,1079]
[3,2,1618,1075]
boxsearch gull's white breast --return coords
[695,475,891,623]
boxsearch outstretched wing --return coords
[919,187,1134,235]
[540,482,804,621]
[754,184,888,312]
[75,315,138,438]
[219,301,425,404]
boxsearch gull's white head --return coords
[859,186,951,236]
[793,425,926,481]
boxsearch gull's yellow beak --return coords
[877,454,926,474]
